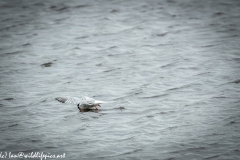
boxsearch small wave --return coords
[167,126,178,130]
[0,25,16,31]
[161,61,178,68]
[110,9,119,13]
[96,63,102,66]
[31,139,41,142]
[213,12,225,16]
[8,124,18,128]
[46,146,58,149]
[2,51,22,56]
[205,155,220,159]
[22,43,31,46]
[225,121,238,126]
[123,149,142,155]
[194,72,211,76]
[103,46,118,51]
[156,32,168,37]
[96,148,142,159]
[54,18,68,22]
[212,96,228,98]
[75,5,89,8]
[1,18,13,22]
[50,6,68,11]
[103,68,121,73]
[33,2,45,6]
[4,98,14,101]
[187,147,206,152]
[75,35,88,39]
[232,79,240,84]
[115,106,126,110]
[166,82,201,92]
[41,62,53,67]
[142,93,168,99]
[201,44,220,47]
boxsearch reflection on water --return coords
[0,0,240,159]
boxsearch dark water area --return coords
[0,0,240,159]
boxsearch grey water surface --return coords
[0,0,240,159]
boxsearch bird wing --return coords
[55,97,83,105]
[55,96,113,106]
[83,96,112,105]
[82,96,95,105]
[95,100,111,104]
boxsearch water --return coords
[0,0,240,159]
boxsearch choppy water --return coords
[0,0,240,159]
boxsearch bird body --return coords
[55,96,109,111]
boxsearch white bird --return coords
[55,96,110,111]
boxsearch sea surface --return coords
[0,0,240,160]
